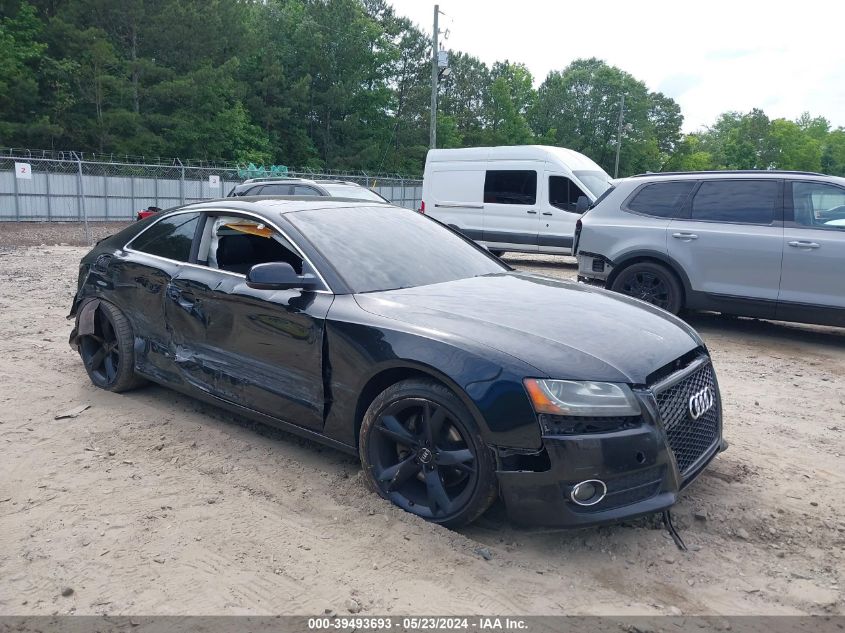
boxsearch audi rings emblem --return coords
[688,387,715,420]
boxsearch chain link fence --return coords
[0,149,423,223]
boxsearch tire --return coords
[489,250,505,257]
[359,379,497,528]
[78,301,147,392]
[610,261,683,314]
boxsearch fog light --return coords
[570,479,607,506]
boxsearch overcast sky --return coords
[388,0,845,133]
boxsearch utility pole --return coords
[430,4,439,150]
[614,92,625,179]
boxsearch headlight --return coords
[523,379,641,416]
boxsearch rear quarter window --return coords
[625,181,696,218]
[129,213,201,261]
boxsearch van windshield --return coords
[573,170,613,198]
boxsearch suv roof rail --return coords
[241,176,311,184]
[628,169,827,178]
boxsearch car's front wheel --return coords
[359,379,497,528]
[610,261,683,314]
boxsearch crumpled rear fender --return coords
[68,297,101,350]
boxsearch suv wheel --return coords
[611,262,683,314]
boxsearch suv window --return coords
[258,184,292,195]
[626,181,695,218]
[291,185,320,196]
[549,176,588,212]
[792,181,845,230]
[484,170,536,205]
[130,213,200,261]
[691,180,778,224]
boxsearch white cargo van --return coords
[421,145,612,255]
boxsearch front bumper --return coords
[496,363,725,527]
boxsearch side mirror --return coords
[575,196,591,214]
[245,262,317,291]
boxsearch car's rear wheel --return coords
[489,250,505,257]
[78,302,146,392]
[610,261,683,314]
[359,379,497,528]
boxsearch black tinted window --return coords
[691,180,778,224]
[291,185,320,196]
[288,206,506,293]
[258,184,291,195]
[627,181,695,218]
[131,213,200,261]
[549,176,588,212]
[484,170,536,205]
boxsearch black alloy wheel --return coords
[360,380,497,528]
[611,261,683,314]
[78,302,146,392]
[80,309,120,384]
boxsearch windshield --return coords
[573,170,613,198]
[320,183,387,202]
[288,206,507,293]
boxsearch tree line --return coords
[1,0,844,177]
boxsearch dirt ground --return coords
[0,223,843,617]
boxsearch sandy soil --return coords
[0,228,843,616]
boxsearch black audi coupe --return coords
[69,197,725,528]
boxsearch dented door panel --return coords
[164,266,332,431]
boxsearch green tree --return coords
[531,58,682,176]
[0,2,48,145]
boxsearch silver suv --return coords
[575,170,845,327]
[227,177,389,203]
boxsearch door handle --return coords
[542,211,553,216]
[526,210,537,214]
[787,240,820,249]
[671,232,699,240]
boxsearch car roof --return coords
[624,170,836,181]
[179,195,392,217]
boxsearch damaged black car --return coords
[69,197,725,528]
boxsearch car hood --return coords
[354,272,703,384]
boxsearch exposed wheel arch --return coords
[354,365,487,449]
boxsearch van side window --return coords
[484,170,537,205]
[626,181,696,218]
[549,176,588,212]
[691,180,778,224]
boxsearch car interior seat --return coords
[216,235,256,274]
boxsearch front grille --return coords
[653,360,720,476]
